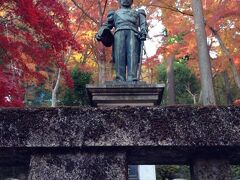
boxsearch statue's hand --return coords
[95,27,114,47]
[96,33,102,41]
[139,29,147,41]
[140,33,147,41]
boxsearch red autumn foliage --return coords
[0,0,79,107]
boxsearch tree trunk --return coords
[222,71,233,105]
[98,59,105,84]
[192,0,216,105]
[106,61,113,81]
[96,0,108,84]
[97,46,106,84]
[193,95,197,104]
[209,26,240,89]
[198,90,202,104]
[186,85,197,104]
[229,58,240,89]
[166,55,176,105]
[51,68,61,107]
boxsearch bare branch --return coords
[185,84,194,97]
[102,0,108,22]
[208,25,240,89]
[97,0,103,17]
[97,0,103,25]
[97,0,108,25]
[71,0,99,25]
[145,3,193,17]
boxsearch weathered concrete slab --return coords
[28,152,127,180]
[191,158,231,180]
[0,106,240,164]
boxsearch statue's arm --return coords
[138,9,148,40]
[104,10,115,29]
[96,11,115,41]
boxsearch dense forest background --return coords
[0,0,240,107]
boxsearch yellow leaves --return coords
[87,30,95,37]
[234,48,238,53]
[69,50,90,63]
[72,53,83,62]
[67,51,98,75]
[81,30,96,39]
[0,10,6,17]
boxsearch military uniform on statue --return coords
[96,0,147,82]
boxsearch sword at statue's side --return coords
[137,39,144,80]
[137,8,148,81]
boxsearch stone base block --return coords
[191,158,231,180]
[86,82,165,106]
[28,152,127,180]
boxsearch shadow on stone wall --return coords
[0,167,28,180]
[0,150,30,180]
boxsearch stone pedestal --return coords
[191,158,231,180]
[28,152,127,180]
[86,82,165,107]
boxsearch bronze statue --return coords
[96,0,147,82]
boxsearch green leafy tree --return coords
[60,67,92,106]
[157,59,200,104]
[156,165,190,180]
[213,72,240,105]
[232,165,240,179]
[156,165,178,180]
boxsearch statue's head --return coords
[118,0,133,7]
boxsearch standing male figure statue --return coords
[96,0,148,82]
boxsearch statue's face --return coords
[119,0,133,7]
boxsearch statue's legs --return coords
[126,31,139,81]
[114,30,139,81]
[114,31,127,81]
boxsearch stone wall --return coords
[0,106,240,179]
